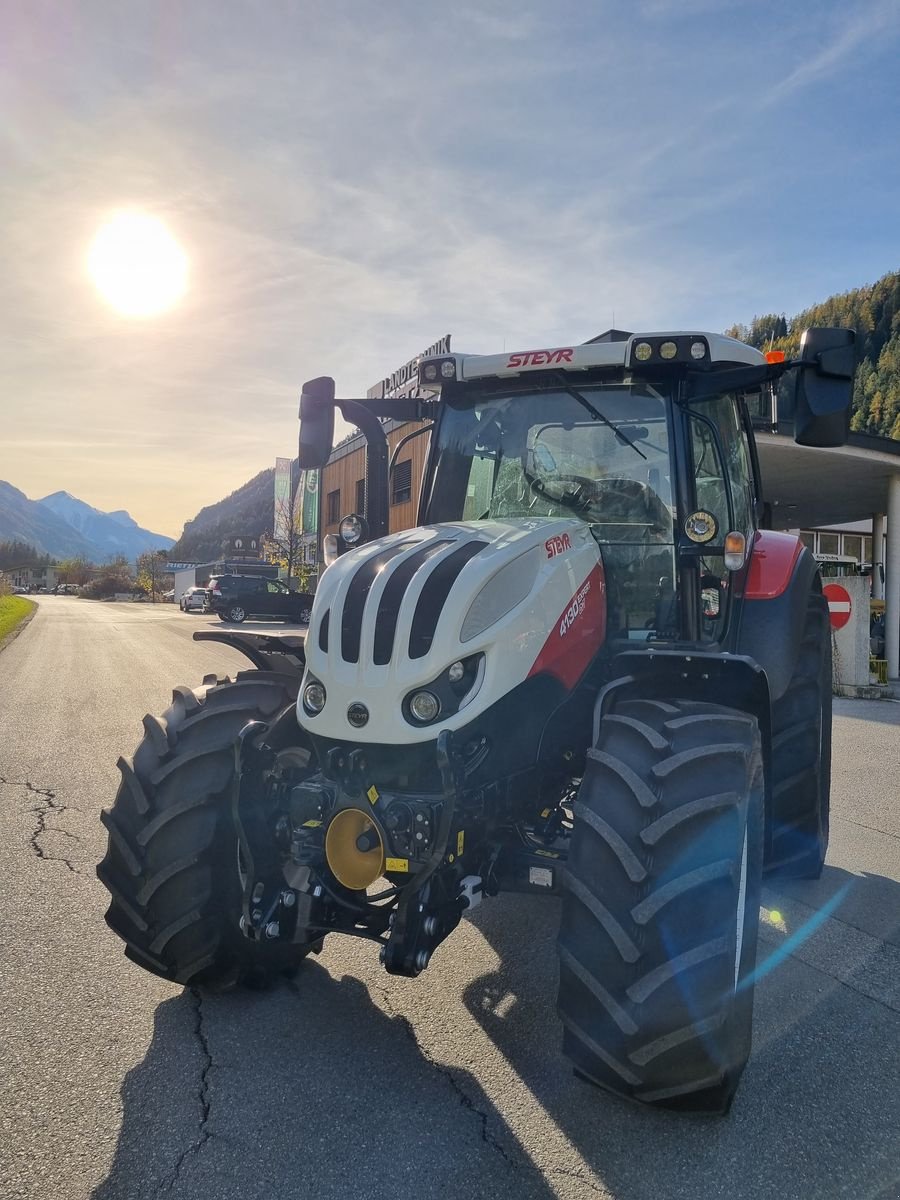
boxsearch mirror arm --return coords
[335,400,390,540]
[333,397,437,422]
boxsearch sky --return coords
[2,0,899,538]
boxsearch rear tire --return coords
[558,698,764,1113]
[97,670,313,989]
[765,590,831,879]
[226,604,246,623]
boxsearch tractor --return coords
[98,326,855,1112]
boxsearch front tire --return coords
[97,670,312,989]
[558,698,764,1112]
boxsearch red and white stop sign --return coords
[823,583,852,630]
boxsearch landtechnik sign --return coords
[366,334,451,401]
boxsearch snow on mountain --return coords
[37,491,174,560]
[0,482,175,562]
[0,482,97,559]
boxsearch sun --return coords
[88,211,189,318]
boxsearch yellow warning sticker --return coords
[302,819,322,828]
[534,849,559,859]
[540,808,551,819]
[457,830,465,856]
[385,857,409,873]
[367,785,379,806]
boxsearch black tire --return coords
[558,698,764,1113]
[299,607,312,625]
[97,670,313,989]
[765,590,831,879]
[226,604,246,623]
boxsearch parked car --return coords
[208,575,313,624]
[162,589,175,603]
[179,586,210,613]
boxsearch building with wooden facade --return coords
[320,417,430,543]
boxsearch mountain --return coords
[0,482,98,559]
[0,483,175,562]
[727,268,900,440]
[38,491,174,560]
[168,467,275,563]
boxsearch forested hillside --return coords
[168,467,275,563]
[726,269,900,440]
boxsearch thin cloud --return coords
[758,1,899,108]
[2,1,897,533]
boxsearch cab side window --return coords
[689,394,755,538]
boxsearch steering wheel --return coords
[530,472,671,525]
[527,472,598,510]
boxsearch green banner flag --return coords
[299,468,319,537]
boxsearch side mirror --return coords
[793,327,855,448]
[299,376,336,468]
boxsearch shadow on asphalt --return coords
[92,868,900,1200]
[833,698,900,726]
[461,868,900,1200]
[91,963,557,1200]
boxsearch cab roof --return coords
[419,331,765,389]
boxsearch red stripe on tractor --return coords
[527,564,607,690]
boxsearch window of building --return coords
[799,531,815,551]
[355,478,366,515]
[392,459,412,505]
[327,489,341,524]
[817,532,839,556]
[863,535,873,564]
[842,534,862,562]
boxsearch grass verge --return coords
[0,595,37,648]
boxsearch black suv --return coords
[207,575,313,624]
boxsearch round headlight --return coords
[303,681,326,715]
[633,341,653,362]
[441,360,456,378]
[339,514,365,546]
[409,691,440,723]
[690,340,707,360]
[659,341,678,360]
[423,364,438,381]
[448,660,465,683]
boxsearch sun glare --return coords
[88,211,188,318]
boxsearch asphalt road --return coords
[1,596,899,1200]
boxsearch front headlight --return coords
[402,654,484,726]
[409,691,441,723]
[302,679,327,715]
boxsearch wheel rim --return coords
[229,606,245,621]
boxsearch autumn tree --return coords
[135,550,169,600]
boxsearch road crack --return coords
[833,814,900,843]
[0,775,84,875]
[373,985,519,1169]
[546,1166,608,1196]
[159,988,214,1193]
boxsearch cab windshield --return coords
[423,383,674,545]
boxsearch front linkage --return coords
[232,720,564,975]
